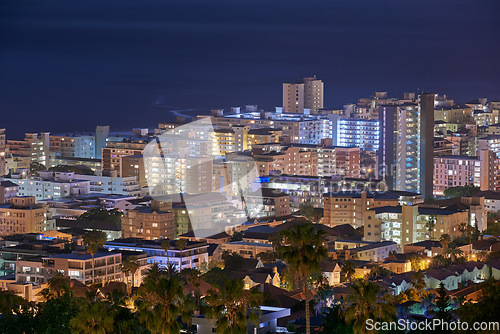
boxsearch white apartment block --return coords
[9,171,90,201]
[76,174,143,197]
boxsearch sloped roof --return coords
[183,279,218,296]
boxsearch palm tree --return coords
[411,271,427,299]
[447,244,464,262]
[161,239,172,267]
[176,238,188,271]
[121,256,140,295]
[48,270,70,298]
[439,233,451,252]
[135,275,193,334]
[279,223,328,334]
[342,261,356,282]
[83,230,107,284]
[267,232,282,261]
[425,214,436,240]
[343,279,397,334]
[459,222,474,259]
[205,279,262,334]
[70,300,115,334]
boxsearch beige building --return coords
[254,146,318,176]
[364,205,469,247]
[434,105,473,123]
[283,76,324,114]
[121,154,146,187]
[245,189,290,218]
[222,241,273,258]
[323,191,420,228]
[102,140,147,176]
[0,196,55,236]
[13,251,123,287]
[212,126,281,156]
[50,135,75,157]
[7,133,50,165]
[122,200,175,240]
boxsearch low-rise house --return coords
[320,261,341,286]
[222,241,273,258]
[229,266,280,290]
[193,306,291,334]
[424,262,489,290]
[56,218,121,240]
[241,225,280,244]
[331,240,399,262]
[381,254,412,274]
[403,240,444,257]
[378,272,414,295]
[179,230,230,244]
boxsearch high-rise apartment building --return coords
[0,129,6,176]
[7,133,50,165]
[95,126,110,160]
[102,140,147,176]
[331,117,380,151]
[433,155,481,196]
[378,94,435,198]
[283,76,323,114]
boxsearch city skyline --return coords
[2,0,500,138]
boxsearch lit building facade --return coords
[331,117,380,151]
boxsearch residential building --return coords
[222,241,273,258]
[121,154,146,188]
[331,117,380,151]
[0,180,18,204]
[121,200,175,240]
[211,109,331,145]
[258,173,391,208]
[434,105,473,124]
[323,190,422,228]
[378,93,435,198]
[0,196,55,236]
[7,133,50,165]
[283,76,323,114]
[212,126,281,156]
[433,155,481,196]
[10,171,90,201]
[341,240,398,262]
[104,238,209,271]
[102,139,147,176]
[30,251,123,285]
[74,135,96,159]
[50,135,75,157]
[245,188,290,218]
[76,172,142,196]
[364,205,469,247]
[193,306,290,334]
[0,129,6,176]
[95,125,110,159]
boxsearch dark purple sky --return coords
[1,0,499,138]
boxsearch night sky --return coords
[1,0,499,138]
